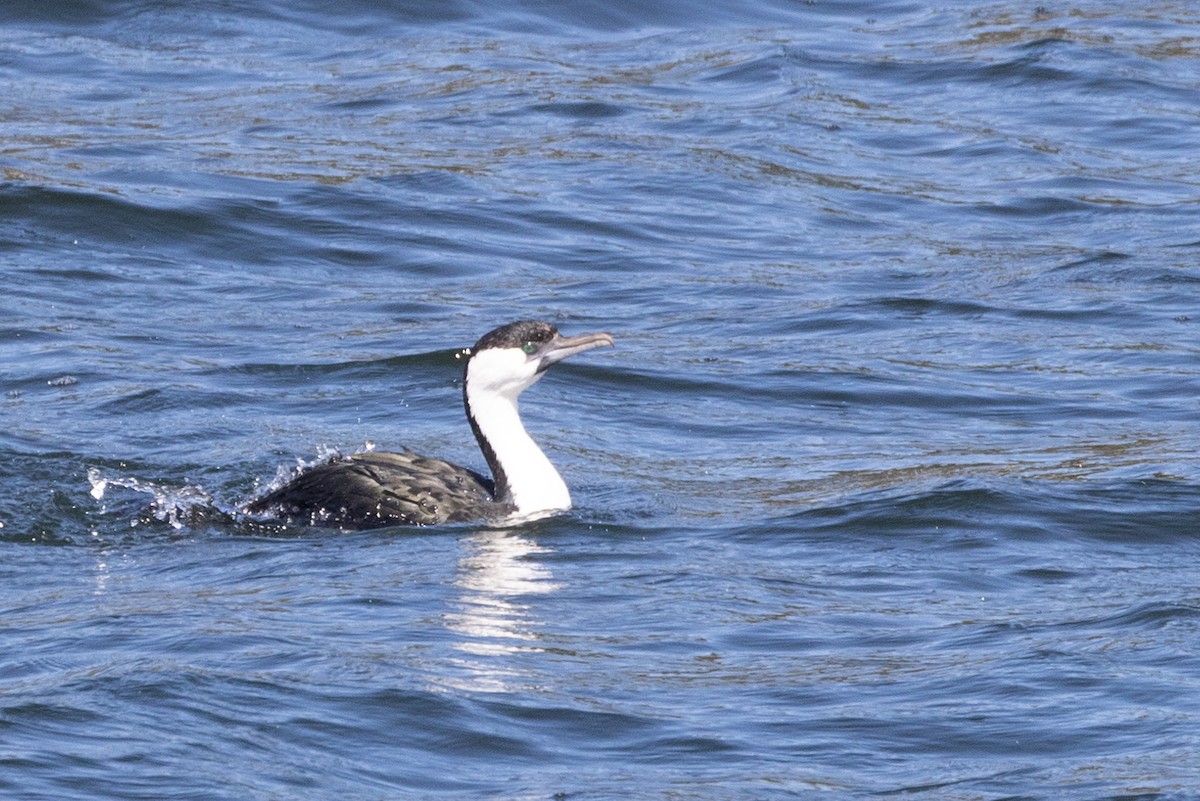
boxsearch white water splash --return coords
[87,467,216,530]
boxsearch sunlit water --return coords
[3,1,1199,798]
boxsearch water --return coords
[2,1,1199,798]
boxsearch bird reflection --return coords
[442,530,560,693]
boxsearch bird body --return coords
[248,449,503,528]
[245,320,612,530]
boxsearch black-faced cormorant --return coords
[245,320,613,529]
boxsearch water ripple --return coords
[3,1,1200,798]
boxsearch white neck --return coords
[465,380,571,516]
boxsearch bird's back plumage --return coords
[245,450,508,529]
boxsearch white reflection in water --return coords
[92,550,111,597]
[442,530,561,693]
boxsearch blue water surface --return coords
[2,1,1199,798]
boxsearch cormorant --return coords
[245,320,613,529]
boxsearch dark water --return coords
[3,1,1200,798]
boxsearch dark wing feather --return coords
[245,450,507,530]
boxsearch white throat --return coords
[465,350,571,515]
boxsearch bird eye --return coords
[522,342,537,355]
